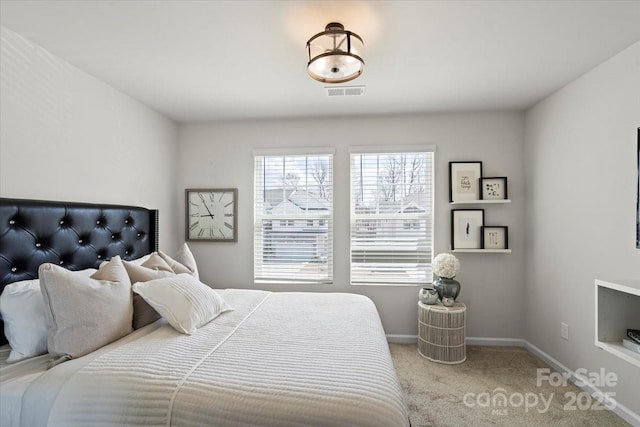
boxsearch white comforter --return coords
[1,290,409,427]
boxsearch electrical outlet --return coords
[561,322,569,340]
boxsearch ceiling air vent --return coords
[325,86,365,97]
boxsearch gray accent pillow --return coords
[39,256,133,366]
[123,258,175,329]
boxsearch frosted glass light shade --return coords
[306,22,364,84]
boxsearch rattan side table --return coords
[418,301,466,364]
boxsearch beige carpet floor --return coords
[389,344,630,427]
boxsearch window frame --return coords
[253,148,335,284]
[349,145,436,286]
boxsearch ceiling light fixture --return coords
[306,22,364,84]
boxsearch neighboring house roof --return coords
[271,190,329,214]
[401,192,429,208]
[263,189,294,208]
[399,201,425,213]
[271,199,303,215]
[288,190,329,211]
[269,189,428,214]
[377,194,428,214]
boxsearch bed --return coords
[0,198,409,427]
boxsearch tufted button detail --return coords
[1,202,156,283]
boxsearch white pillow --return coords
[39,257,132,365]
[100,253,152,269]
[138,252,174,273]
[132,274,231,335]
[0,269,96,363]
[128,253,152,266]
[1,279,46,362]
[121,251,194,330]
[158,243,199,280]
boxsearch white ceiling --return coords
[1,1,639,123]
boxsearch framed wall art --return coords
[481,177,508,200]
[185,188,238,242]
[449,161,482,202]
[482,226,509,249]
[451,209,484,250]
[637,128,639,249]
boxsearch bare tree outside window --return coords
[350,151,434,285]
[310,157,330,201]
[254,153,334,283]
[353,154,427,205]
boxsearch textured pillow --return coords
[39,256,132,365]
[99,253,152,269]
[1,279,46,362]
[139,252,174,273]
[158,243,199,279]
[0,269,97,363]
[127,253,152,266]
[132,274,231,335]
[122,259,175,329]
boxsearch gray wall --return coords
[3,17,638,418]
[177,112,526,339]
[524,41,640,415]
[0,26,179,252]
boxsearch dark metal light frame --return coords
[306,22,364,84]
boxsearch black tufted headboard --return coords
[0,198,158,345]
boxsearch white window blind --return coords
[254,152,333,283]
[350,150,434,285]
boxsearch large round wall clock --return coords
[185,188,238,242]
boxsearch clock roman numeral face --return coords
[186,189,237,241]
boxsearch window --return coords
[254,149,334,283]
[350,147,434,285]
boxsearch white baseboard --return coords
[465,336,526,347]
[386,335,526,347]
[386,335,639,425]
[524,341,640,427]
[386,334,418,343]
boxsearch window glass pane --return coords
[254,153,333,283]
[350,151,434,285]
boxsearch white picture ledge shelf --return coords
[595,279,640,368]
[450,200,511,205]
[452,249,511,253]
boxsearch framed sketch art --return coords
[482,226,509,249]
[481,177,508,200]
[451,209,484,250]
[449,161,482,202]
